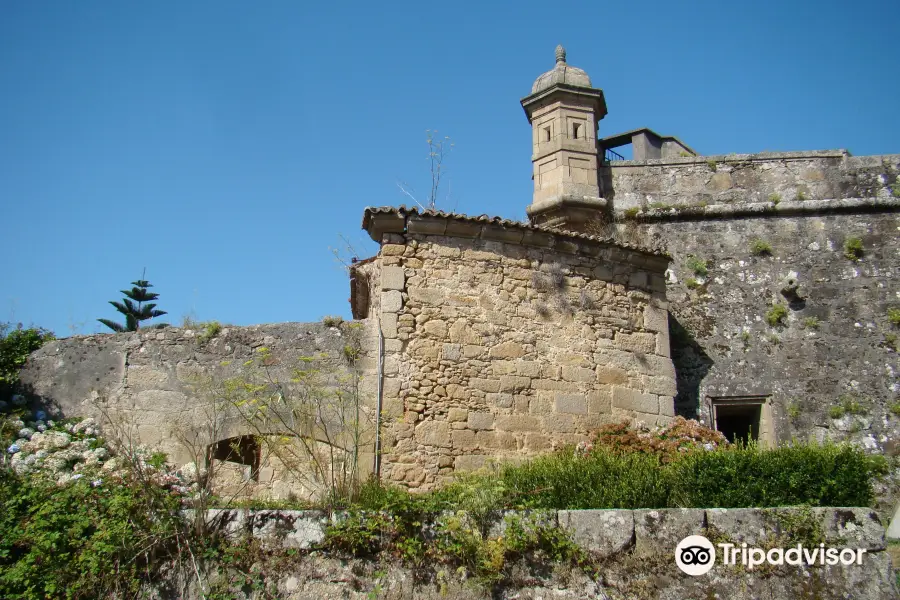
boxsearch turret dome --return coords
[530,45,593,94]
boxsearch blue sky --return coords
[2,0,899,336]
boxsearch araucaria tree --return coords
[98,277,168,332]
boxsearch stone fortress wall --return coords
[356,208,673,489]
[601,152,900,490]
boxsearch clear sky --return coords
[2,0,899,336]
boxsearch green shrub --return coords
[666,442,876,508]
[766,303,788,327]
[0,324,54,389]
[623,207,640,219]
[496,449,668,510]
[706,159,717,172]
[0,468,184,599]
[685,278,701,290]
[844,237,864,261]
[889,402,900,417]
[795,189,808,201]
[322,315,344,328]
[802,316,820,329]
[890,183,900,198]
[750,239,773,256]
[768,193,782,204]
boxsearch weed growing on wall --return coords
[685,255,709,277]
[802,316,821,329]
[750,239,773,256]
[888,308,900,327]
[766,303,788,327]
[844,236,864,261]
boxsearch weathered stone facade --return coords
[355,208,673,489]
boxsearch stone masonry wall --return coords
[606,151,900,210]
[641,212,900,446]
[373,222,675,490]
[603,152,900,516]
[19,322,379,499]
[159,506,895,599]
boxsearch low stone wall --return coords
[18,322,379,499]
[170,506,895,599]
[606,150,900,210]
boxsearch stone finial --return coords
[555,45,566,64]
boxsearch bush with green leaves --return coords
[0,323,54,392]
[0,459,186,599]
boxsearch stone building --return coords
[19,46,900,501]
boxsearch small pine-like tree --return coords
[98,275,168,332]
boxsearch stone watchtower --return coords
[522,46,608,232]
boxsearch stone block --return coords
[558,510,634,558]
[588,389,611,413]
[468,412,494,431]
[423,320,448,338]
[561,366,594,383]
[596,365,628,385]
[659,396,675,417]
[454,455,488,472]
[816,508,885,550]
[408,287,444,305]
[524,433,550,450]
[447,408,468,422]
[489,341,527,359]
[613,331,656,354]
[381,291,403,313]
[516,360,542,377]
[470,378,501,393]
[499,375,531,392]
[381,266,405,291]
[475,430,497,448]
[451,429,475,449]
[555,393,587,415]
[645,375,677,397]
[633,509,705,557]
[496,415,540,432]
[380,244,405,256]
[415,421,450,448]
[442,343,461,361]
[543,413,575,433]
[612,387,658,414]
[705,508,774,546]
[249,510,327,549]
[643,304,669,332]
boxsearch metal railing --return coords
[604,147,626,162]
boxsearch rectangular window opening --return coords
[543,127,551,142]
[572,123,581,139]
[709,395,770,444]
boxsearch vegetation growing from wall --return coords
[844,237,865,261]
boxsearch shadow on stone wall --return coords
[668,314,713,418]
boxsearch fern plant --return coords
[98,274,168,332]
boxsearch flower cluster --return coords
[2,411,199,500]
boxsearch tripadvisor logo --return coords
[675,535,869,576]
